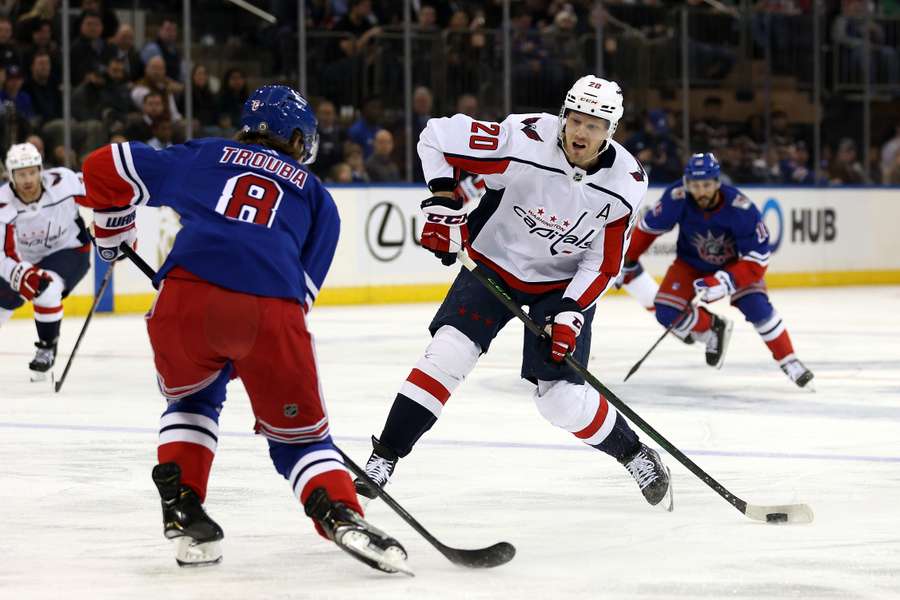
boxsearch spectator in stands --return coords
[510,5,560,108]
[324,0,383,106]
[66,64,107,142]
[22,20,60,86]
[456,93,479,118]
[691,96,729,151]
[181,64,217,135]
[125,90,167,142]
[626,109,680,184]
[880,123,900,184]
[411,85,433,181]
[148,118,174,150]
[23,51,60,127]
[1,65,34,122]
[131,55,183,122]
[79,0,119,40]
[344,142,369,182]
[885,153,900,185]
[776,141,814,185]
[26,134,45,158]
[106,24,144,82]
[828,137,866,184]
[16,0,58,46]
[770,109,796,147]
[141,17,182,81]
[444,9,490,103]
[327,162,353,183]
[348,96,383,159]
[832,0,899,86]
[70,10,107,86]
[542,4,581,86]
[0,17,20,69]
[100,56,134,132]
[365,129,400,182]
[310,98,345,180]
[215,67,248,134]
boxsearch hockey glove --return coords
[544,298,584,363]
[420,195,469,266]
[93,206,137,262]
[693,270,736,303]
[613,260,643,290]
[9,262,52,301]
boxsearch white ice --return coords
[2,286,899,599]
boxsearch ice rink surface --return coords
[1,286,899,599]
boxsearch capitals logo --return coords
[691,231,735,265]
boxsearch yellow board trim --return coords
[11,270,900,318]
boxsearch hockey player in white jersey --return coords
[0,143,92,379]
[355,76,673,510]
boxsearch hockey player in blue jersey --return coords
[76,85,410,574]
[619,152,814,388]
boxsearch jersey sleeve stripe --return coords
[112,143,149,206]
[3,223,19,261]
[443,153,511,175]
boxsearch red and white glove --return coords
[93,206,137,262]
[420,194,469,266]
[546,299,584,363]
[9,261,52,301]
[613,260,643,290]
[693,270,736,303]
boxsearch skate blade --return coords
[714,320,734,370]
[658,466,674,513]
[29,370,49,383]
[340,530,414,576]
[174,537,223,567]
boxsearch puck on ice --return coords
[766,512,788,522]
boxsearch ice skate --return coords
[703,314,733,369]
[304,487,412,576]
[779,356,815,390]
[152,462,224,567]
[28,340,56,382]
[353,436,398,506]
[620,444,673,511]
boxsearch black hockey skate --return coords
[152,462,224,567]
[780,357,815,389]
[29,340,56,382]
[704,314,733,369]
[353,436,398,505]
[304,487,412,575]
[620,444,673,511]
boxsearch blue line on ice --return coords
[1,420,898,464]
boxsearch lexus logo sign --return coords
[366,201,405,261]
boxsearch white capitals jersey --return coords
[0,167,90,284]
[418,112,649,308]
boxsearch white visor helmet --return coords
[5,142,43,186]
[558,75,624,143]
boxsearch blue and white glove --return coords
[93,206,137,262]
[692,270,735,303]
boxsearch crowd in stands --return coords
[0,0,897,185]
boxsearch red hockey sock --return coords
[300,470,363,540]
[765,330,795,361]
[691,306,713,333]
[158,442,215,502]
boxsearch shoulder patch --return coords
[732,193,752,210]
[520,117,543,142]
[49,171,63,186]
[630,158,646,182]
[671,186,686,200]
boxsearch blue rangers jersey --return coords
[636,181,770,280]
[80,138,339,307]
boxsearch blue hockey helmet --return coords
[683,152,720,181]
[240,85,319,164]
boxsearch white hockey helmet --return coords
[558,75,624,141]
[5,142,43,184]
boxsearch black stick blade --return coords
[441,541,516,568]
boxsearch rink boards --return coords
[12,185,900,318]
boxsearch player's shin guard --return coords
[534,380,639,459]
[378,325,480,458]
[753,311,794,361]
[157,404,220,502]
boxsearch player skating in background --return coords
[355,76,674,511]
[0,142,91,380]
[76,85,410,574]
[618,152,814,388]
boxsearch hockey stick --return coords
[458,250,813,525]
[54,263,115,393]
[623,301,696,382]
[120,243,516,568]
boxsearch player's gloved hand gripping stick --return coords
[119,243,516,569]
[457,249,814,526]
